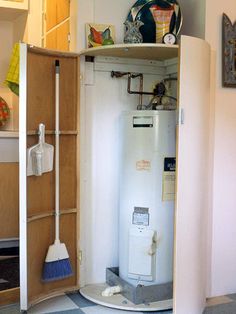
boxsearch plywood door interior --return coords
[26,48,79,305]
[0,164,19,238]
[44,0,70,51]
[0,163,19,306]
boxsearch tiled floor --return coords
[1,292,236,313]
[0,292,173,314]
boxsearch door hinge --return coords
[177,108,185,125]
[68,33,71,43]
[79,250,83,264]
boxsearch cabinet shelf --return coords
[0,130,78,138]
[0,131,19,138]
[27,208,77,223]
[27,130,78,136]
[0,0,28,20]
[79,43,179,61]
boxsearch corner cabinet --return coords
[19,35,210,314]
[0,0,28,307]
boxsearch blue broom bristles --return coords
[42,258,73,282]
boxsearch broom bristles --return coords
[42,258,73,282]
[42,241,73,282]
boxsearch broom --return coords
[42,60,73,282]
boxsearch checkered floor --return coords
[0,292,172,314]
[1,291,236,313]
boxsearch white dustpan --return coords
[27,123,54,176]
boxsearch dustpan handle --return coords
[39,123,45,144]
[55,60,60,242]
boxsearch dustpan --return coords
[27,123,54,176]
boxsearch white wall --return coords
[77,0,146,50]
[178,0,206,39]
[205,1,236,297]
[26,0,42,46]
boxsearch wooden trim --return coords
[46,16,70,35]
[19,42,28,311]
[27,208,77,222]
[0,131,78,138]
[27,130,78,135]
[0,287,20,306]
[76,57,80,286]
[27,45,78,58]
[0,131,19,138]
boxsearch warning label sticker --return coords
[162,157,176,201]
[136,160,151,171]
[132,207,149,226]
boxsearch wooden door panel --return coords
[45,0,70,51]
[0,163,19,238]
[57,0,70,24]
[46,22,69,51]
[174,35,210,314]
[46,0,57,31]
[27,214,77,302]
[19,44,79,311]
[56,20,69,51]
[0,288,20,307]
[46,29,57,50]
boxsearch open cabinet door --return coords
[174,36,210,314]
[19,43,79,310]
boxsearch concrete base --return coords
[80,283,173,312]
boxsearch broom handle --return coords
[55,60,60,242]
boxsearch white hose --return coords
[101,285,122,297]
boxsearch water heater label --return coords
[136,160,151,171]
[133,116,153,128]
[132,207,149,226]
[163,157,176,201]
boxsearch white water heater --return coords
[119,110,176,286]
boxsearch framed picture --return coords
[222,13,236,87]
[85,23,115,48]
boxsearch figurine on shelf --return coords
[124,20,144,44]
[85,23,115,48]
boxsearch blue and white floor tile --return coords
[27,295,79,314]
[81,306,143,314]
[0,292,172,314]
[1,291,236,313]
[67,293,95,308]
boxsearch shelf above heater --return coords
[79,43,179,61]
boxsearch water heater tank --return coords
[119,110,176,286]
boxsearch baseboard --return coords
[0,238,19,249]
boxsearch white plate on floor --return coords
[80,283,173,312]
